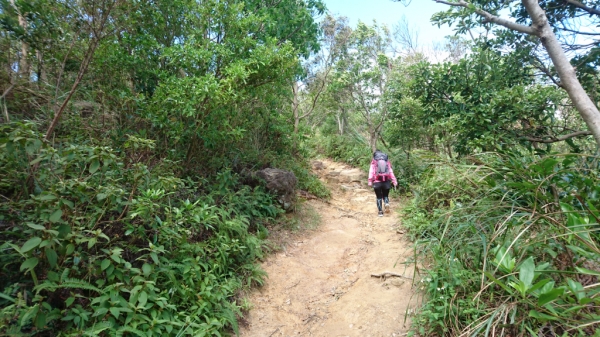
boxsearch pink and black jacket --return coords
[368,159,398,187]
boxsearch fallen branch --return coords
[371,271,412,280]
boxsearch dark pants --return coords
[373,181,391,199]
[373,181,391,212]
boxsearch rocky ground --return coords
[239,159,418,337]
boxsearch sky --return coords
[322,0,457,47]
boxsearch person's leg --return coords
[383,187,390,212]
[373,183,384,216]
[383,187,390,203]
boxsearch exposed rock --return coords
[312,160,326,170]
[339,169,365,183]
[256,168,297,211]
[326,171,341,183]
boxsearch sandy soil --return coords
[239,159,418,337]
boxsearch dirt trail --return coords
[240,159,417,337]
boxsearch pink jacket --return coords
[368,159,397,186]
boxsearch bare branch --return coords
[0,83,15,100]
[532,57,563,88]
[565,0,600,16]
[523,130,592,143]
[559,25,600,36]
[434,0,536,35]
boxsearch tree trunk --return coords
[292,81,300,133]
[10,0,29,79]
[336,108,346,135]
[369,130,378,152]
[45,39,99,141]
[522,0,600,147]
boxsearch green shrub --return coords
[404,151,600,336]
[0,122,279,336]
[309,133,371,167]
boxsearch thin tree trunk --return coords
[45,39,99,141]
[370,130,378,152]
[522,0,600,147]
[292,81,300,133]
[10,0,29,79]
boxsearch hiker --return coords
[368,150,398,217]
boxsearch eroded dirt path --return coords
[240,159,417,337]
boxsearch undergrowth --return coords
[0,121,284,336]
[404,151,600,336]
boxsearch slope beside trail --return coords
[240,159,418,337]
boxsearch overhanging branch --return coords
[433,0,536,35]
[523,130,592,143]
[565,0,600,16]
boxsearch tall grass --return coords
[404,151,600,336]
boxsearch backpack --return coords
[373,151,391,182]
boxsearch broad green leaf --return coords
[20,257,39,271]
[89,159,100,174]
[61,199,74,209]
[109,307,120,319]
[0,292,16,303]
[142,263,152,276]
[49,209,63,223]
[87,237,97,249]
[529,310,558,322]
[138,291,148,307]
[538,288,564,306]
[47,271,59,282]
[528,279,550,295]
[34,311,46,329]
[26,223,46,230]
[567,278,585,301]
[150,252,159,265]
[66,297,75,307]
[92,308,108,317]
[21,237,42,253]
[29,156,44,165]
[575,266,600,277]
[38,194,57,201]
[101,259,111,271]
[519,257,535,288]
[58,224,71,238]
[45,248,58,268]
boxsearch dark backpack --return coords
[373,151,391,181]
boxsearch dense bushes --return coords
[404,151,600,336]
[0,122,283,336]
[310,133,372,167]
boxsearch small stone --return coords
[349,324,353,329]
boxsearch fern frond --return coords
[34,281,59,293]
[60,278,103,293]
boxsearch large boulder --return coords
[256,168,297,211]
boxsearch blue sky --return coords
[322,0,456,46]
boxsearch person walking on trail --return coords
[368,150,398,217]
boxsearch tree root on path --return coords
[370,271,412,281]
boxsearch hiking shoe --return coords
[384,202,390,213]
[378,211,384,217]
